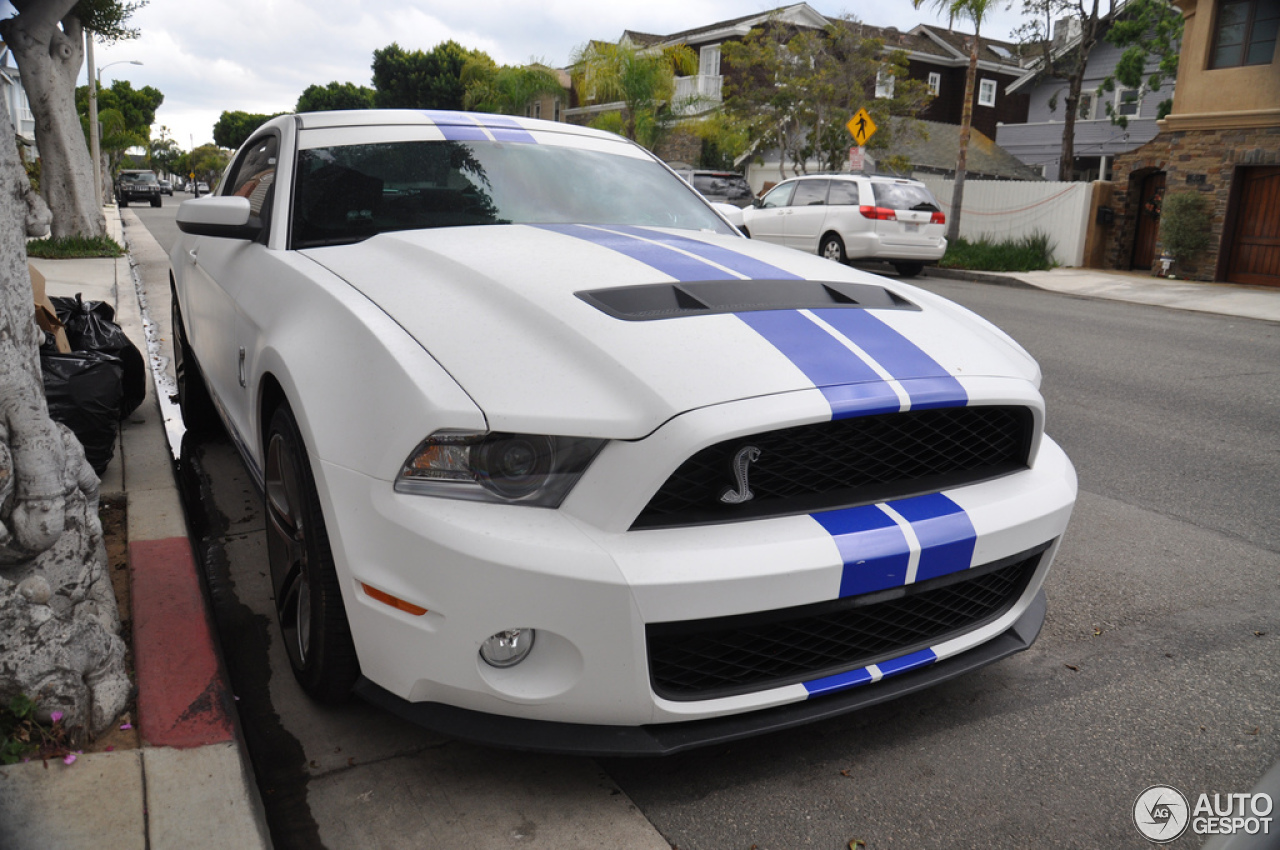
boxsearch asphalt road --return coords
[131,203,1280,849]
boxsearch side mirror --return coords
[751,197,763,209]
[176,196,262,240]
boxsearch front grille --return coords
[633,405,1033,529]
[646,545,1046,701]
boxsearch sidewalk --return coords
[926,265,1280,323]
[0,208,271,850]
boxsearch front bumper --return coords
[353,589,1047,756]
[313,379,1074,737]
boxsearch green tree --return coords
[0,0,147,238]
[371,41,490,110]
[570,40,697,146]
[149,134,181,176]
[296,81,377,113]
[213,110,281,150]
[913,0,996,240]
[722,15,929,178]
[76,77,162,186]
[186,143,230,187]
[1097,0,1182,126]
[461,57,565,115]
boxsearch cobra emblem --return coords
[719,446,762,504]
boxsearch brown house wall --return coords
[1106,126,1280,279]
[908,64,1026,139]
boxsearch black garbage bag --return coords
[41,349,125,475]
[50,294,146,416]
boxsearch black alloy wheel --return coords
[264,404,359,703]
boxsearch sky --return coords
[67,0,1029,151]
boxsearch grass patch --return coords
[939,231,1057,273]
[26,235,125,259]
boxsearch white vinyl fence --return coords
[916,178,1093,267]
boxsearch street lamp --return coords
[84,35,142,208]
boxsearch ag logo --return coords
[1134,785,1190,843]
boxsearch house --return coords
[567,3,1033,178]
[996,16,1172,181]
[0,46,37,160]
[1106,0,1279,285]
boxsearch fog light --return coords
[480,628,536,668]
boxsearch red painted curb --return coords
[129,536,235,748]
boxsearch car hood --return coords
[302,224,1037,438]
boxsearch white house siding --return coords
[917,178,1095,266]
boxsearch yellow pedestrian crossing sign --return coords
[847,109,876,146]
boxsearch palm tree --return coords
[912,0,996,241]
[461,58,567,116]
[570,41,697,145]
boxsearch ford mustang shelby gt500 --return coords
[170,110,1076,755]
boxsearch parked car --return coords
[674,168,756,208]
[158,179,173,196]
[171,110,1075,755]
[114,169,162,207]
[742,174,947,277]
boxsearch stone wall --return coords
[1107,125,1280,280]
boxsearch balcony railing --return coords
[673,74,723,114]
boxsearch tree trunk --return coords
[948,33,979,243]
[0,1,105,240]
[1057,70,1084,181]
[0,81,129,738]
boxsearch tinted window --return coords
[120,172,158,185]
[226,135,278,218]
[290,140,734,248]
[828,181,860,205]
[871,182,940,211]
[760,182,796,209]
[792,180,830,206]
[692,173,754,202]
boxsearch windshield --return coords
[291,139,734,248]
[872,182,940,212]
[121,172,158,184]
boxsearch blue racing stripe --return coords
[811,308,967,409]
[802,648,938,697]
[424,110,538,144]
[876,647,938,677]
[803,666,874,697]
[736,312,903,417]
[597,225,804,280]
[537,224,739,281]
[885,493,977,583]
[813,506,911,597]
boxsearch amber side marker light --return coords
[361,583,428,616]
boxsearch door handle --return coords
[187,248,198,264]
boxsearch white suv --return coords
[741,174,947,277]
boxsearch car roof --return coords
[288,109,623,144]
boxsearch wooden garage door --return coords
[1226,166,1280,287]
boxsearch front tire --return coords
[151,197,162,208]
[265,405,359,703]
[820,233,847,263]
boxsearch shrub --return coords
[26,235,125,259]
[939,231,1057,272]
[1158,191,1212,266]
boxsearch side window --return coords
[791,180,830,206]
[978,78,998,107]
[828,181,860,206]
[760,182,796,209]
[225,134,279,220]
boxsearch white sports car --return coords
[171,110,1076,755]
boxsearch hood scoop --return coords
[576,279,918,321]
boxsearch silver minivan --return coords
[741,174,947,277]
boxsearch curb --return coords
[921,265,1037,288]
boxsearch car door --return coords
[179,133,280,450]
[783,179,831,252]
[743,181,795,244]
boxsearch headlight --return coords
[394,430,606,507]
